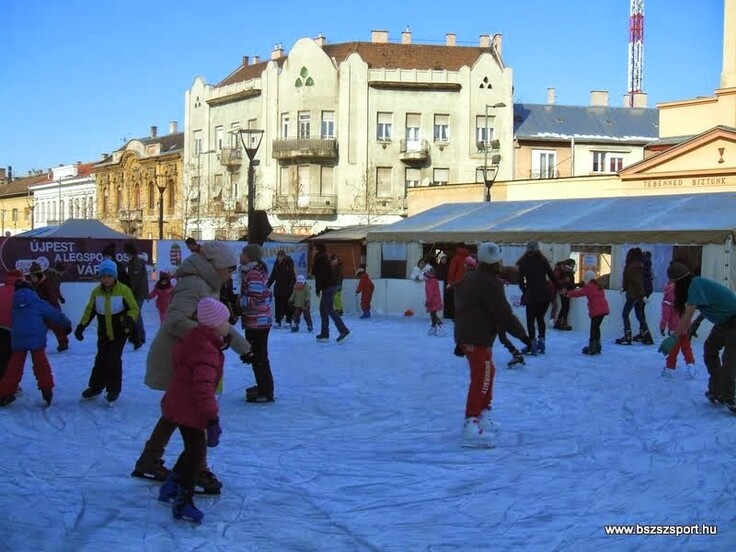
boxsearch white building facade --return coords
[184,29,513,239]
[30,164,96,228]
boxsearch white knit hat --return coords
[583,270,596,283]
[296,274,306,284]
[477,242,502,265]
[197,297,230,328]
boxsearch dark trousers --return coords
[525,301,550,340]
[557,296,570,321]
[319,286,348,336]
[135,299,146,343]
[245,328,273,397]
[497,331,519,355]
[293,307,313,328]
[138,416,207,472]
[173,425,208,491]
[274,295,293,324]
[589,314,606,342]
[430,311,442,326]
[622,298,648,332]
[443,286,454,320]
[89,332,127,395]
[703,317,736,402]
[0,328,11,381]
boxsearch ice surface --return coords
[1,306,735,551]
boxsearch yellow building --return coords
[0,168,48,236]
[94,125,185,239]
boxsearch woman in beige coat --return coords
[132,241,252,494]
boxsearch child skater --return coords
[288,274,313,332]
[148,271,175,324]
[563,270,609,355]
[74,259,140,404]
[425,266,444,336]
[659,275,696,378]
[0,270,25,382]
[0,280,71,406]
[158,297,230,523]
[355,266,375,319]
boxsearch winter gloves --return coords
[240,351,255,365]
[207,419,222,448]
[74,325,85,341]
[453,344,465,357]
[64,325,73,336]
[658,335,676,356]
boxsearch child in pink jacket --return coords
[424,267,444,336]
[149,272,175,323]
[564,271,610,355]
[659,280,696,378]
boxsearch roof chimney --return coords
[590,90,609,107]
[632,92,648,108]
[0,167,6,184]
[401,26,412,44]
[100,153,108,161]
[371,30,389,43]
[7,166,12,181]
[446,33,456,46]
[271,43,285,59]
[479,34,491,48]
[242,55,249,67]
[547,87,555,105]
[314,33,326,47]
[169,121,178,134]
[492,33,503,57]
[251,55,260,64]
[150,125,158,138]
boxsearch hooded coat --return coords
[144,248,251,391]
[0,272,24,329]
[447,246,470,285]
[517,250,556,304]
[11,287,71,351]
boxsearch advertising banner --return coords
[0,237,154,282]
[156,240,308,294]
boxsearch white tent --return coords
[15,219,134,239]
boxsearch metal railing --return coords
[399,139,430,155]
[119,208,144,221]
[220,147,243,169]
[530,169,560,180]
[273,194,338,212]
[272,137,338,158]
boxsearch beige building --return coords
[0,168,46,235]
[94,125,184,239]
[184,29,513,239]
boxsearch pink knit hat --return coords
[197,297,230,328]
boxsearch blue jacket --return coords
[11,288,71,351]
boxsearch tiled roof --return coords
[0,172,52,198]
[98,132,185,165]
[217,42,495,88]
[513,103,659,143]
[76,162,97,177]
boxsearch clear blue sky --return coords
[0,0,725,176]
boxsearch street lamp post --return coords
[483,102,506,202]
[238,129,265,245]
[195,149,217,239]
[156,165,177,240]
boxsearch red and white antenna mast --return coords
[627,0,644,107]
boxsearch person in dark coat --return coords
[311,244,350,342]
[46,262,66,304]
[435,253,451,318]
[29,262,69,352]
[267,249,296,328]
[517,241,557,354]
[615,247,653,345]
[454,242,531,448]
[102,243,132,288]
[552,259,577,331]
[125,242,150,345]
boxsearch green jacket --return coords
[79,282,140,341]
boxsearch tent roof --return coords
[308,224,385,242]
[366,193,736,245]
[15,219,135,239]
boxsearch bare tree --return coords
[270,168,317,234]
[350,164,387,225]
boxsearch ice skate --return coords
[0,395,16,407]
[158,472,181,503]
[41,389,53,406]
[479,409,500,433]
[427,326,437,336]
[686,363,697,379]
[290,323,299,333]
[639,329,655,345]
[131,458,171,481]
[245,385,258,399]
[172,487,203,523]
[705,390,722,405]
[336,330,351,343]
[461,417,494,448]
[660,367,675,379]
[194,469,222,495]
[81,387,103,400]
[507,352,525,368]
[615,330,633,345]
[434,324,446,337]
[535,337,546,355]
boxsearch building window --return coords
[59,200,64,221]
[11,208,17,222]
[213,174,223,201]
[88,196,95,218]
[102,191,108,215]
[247,119,259,147]
[321,166,334,195]
[433,168,449,186]
[405,168,421,188]
[133,184,140,208]
[592,151,606,173]
[24,207,30,221]
[609,154,624,172]
[377,112,392,141]
[297,165,311,195]
[298,112,310,139]
[475,115,494,146]
[279,167,291,194]
[321,111,335,139]
[434,114,449,142]
[51,201,56,221]
[230,122,240,147]
[592,151,625,173]
[376,167,392,198]
[148,182,155,209]
[405,113,421,143]
[193,130,203,155]
[281,113,290,138]
[532,149,557,179]
[215,126,224,151]
[116,187,122,210]
[167,181,176,213]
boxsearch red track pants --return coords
[461,344,496,418]
[0,349,54,396]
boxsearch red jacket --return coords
[149,284,174,314]
[566,282,610,317]
[660,281,686,332]
[424,273,443,312]
[447,247,470,285]
[161,325,224,430]
[34,276,61,309]
[0,272,24,329]
[355,273,375,309]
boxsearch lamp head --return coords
[238,129,265,161]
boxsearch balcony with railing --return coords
[119,208,144,221]
[399,139,430,163]
[272,194,338,215]
[272,136,338,161]
[220,147,243,171]
[529,169,560,180]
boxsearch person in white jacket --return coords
[410,259,431,282]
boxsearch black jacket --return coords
[312,251,335,294]
[517,250,556,304]
[454,264,529,347]
[126,256,149,301]
[268,256,296,299]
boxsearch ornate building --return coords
[94,124,184,239]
